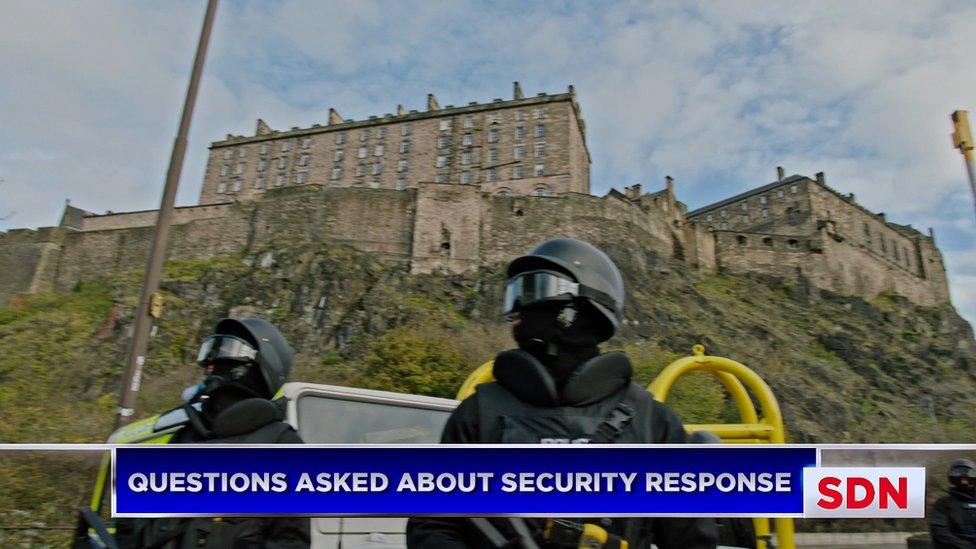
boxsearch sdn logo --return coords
[802,467,926,518]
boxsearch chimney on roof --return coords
[816,172,826,185]
[847,192,856,202]
[625,184,642,200]
[397,104,407,116]
[665,176,677,221]
[776,166,785,181]
[878,212,886,222]
[255,119,272,136]
[513,81,524,100]
[568,84,575,94]
[427,93,441,111]
[328,108,343,126]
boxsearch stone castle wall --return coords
[0,177,953,309]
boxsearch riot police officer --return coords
[407,238,717,548]
[116,318,310,548]
[931,458,976,548]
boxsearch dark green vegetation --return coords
[1,241,974,544]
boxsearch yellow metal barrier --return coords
[650,344,794,549]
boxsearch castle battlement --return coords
[0,90,952,309]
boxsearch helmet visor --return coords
[950,464,976,479]
[196,335,258,365]
[503,271,579,314]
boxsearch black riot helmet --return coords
[197,318,293,398]
[505,238,625,341]
[949,458,976,493]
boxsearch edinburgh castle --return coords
[0,83,951,308]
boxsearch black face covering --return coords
[512,300,604,383]
[198,362,270,425]
[952,477,976,498]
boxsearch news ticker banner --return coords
[110,445,925,518]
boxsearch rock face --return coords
[0,239,974,543]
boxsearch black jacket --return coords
[931,489,976,549]
[116,398,310,549]
[407,349,718,549]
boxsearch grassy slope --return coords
[1,241,974,543]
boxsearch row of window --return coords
[221,116,550,161]
[733,235,802,249]
[861,223,912,267]
[699,184,800,222]
[223,142,550,177]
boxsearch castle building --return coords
[199,82,590,204]
[0,86,952,310]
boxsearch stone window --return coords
[239,148,248,158]
[463,133,473,146]
[790,184,798,193]
[488,129,499,143]
[439,119,452,131]
[401,124,411,136]
[231,163,242,175]
[788,239,799,249]
[298,154,310,167]
[707,225,714,231]
[260,144,270,155]
[461,152,472,165]
[360,129,370,142]
[369,180,381,189]
[497,187,512,196]
[217,182,226,193]
[281,141,292,152]
[759,195,767,204]
[464,115,474,128]
[258,159,268,172]
[297,172,308,184]
[435,174,446,183]
[488,168,499,182]
[399,141,410,154]
[358,146,368,159]
[437,136,449,149]
[881,238,887,253]
[374,144,384,156]
[763,237,772,246]
[487,148,498,162]
[255,177,265,189]
[334,149,344,162]
[762,208,769,218]
[534,164,545,177]
[513,166,524,179]
[514,145,525,159]
[535,124,546,138]
[335,132,347,145]
[220,165,229,176]
[741,202,748,211]
[894,246,900,261]
[277,157,288,169]
[720,222,728,230]
[223,149,232,160]
[436,155,447,168]
[395,178,407,190]
[372,162,382,176]
[377,127,387,139]
[720,209,727,218]
[275,174,285,186]
[706,214,713,222]
[515,126,525,140]
[398,159,409,172]
[737,235,747,245]
[301,138,311,149]
[534,185,551,196]
[863,223,872,242]
[516,109,527,121]
[460,171,473,185]
[533,107,546,119]
[535,143,546,157]
[331,167,342,180]
[487,112,501,125]
[356,164,366,177]
[741,215,749,223]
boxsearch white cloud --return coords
[1,0,974,325]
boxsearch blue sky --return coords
[2,0,975,325]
